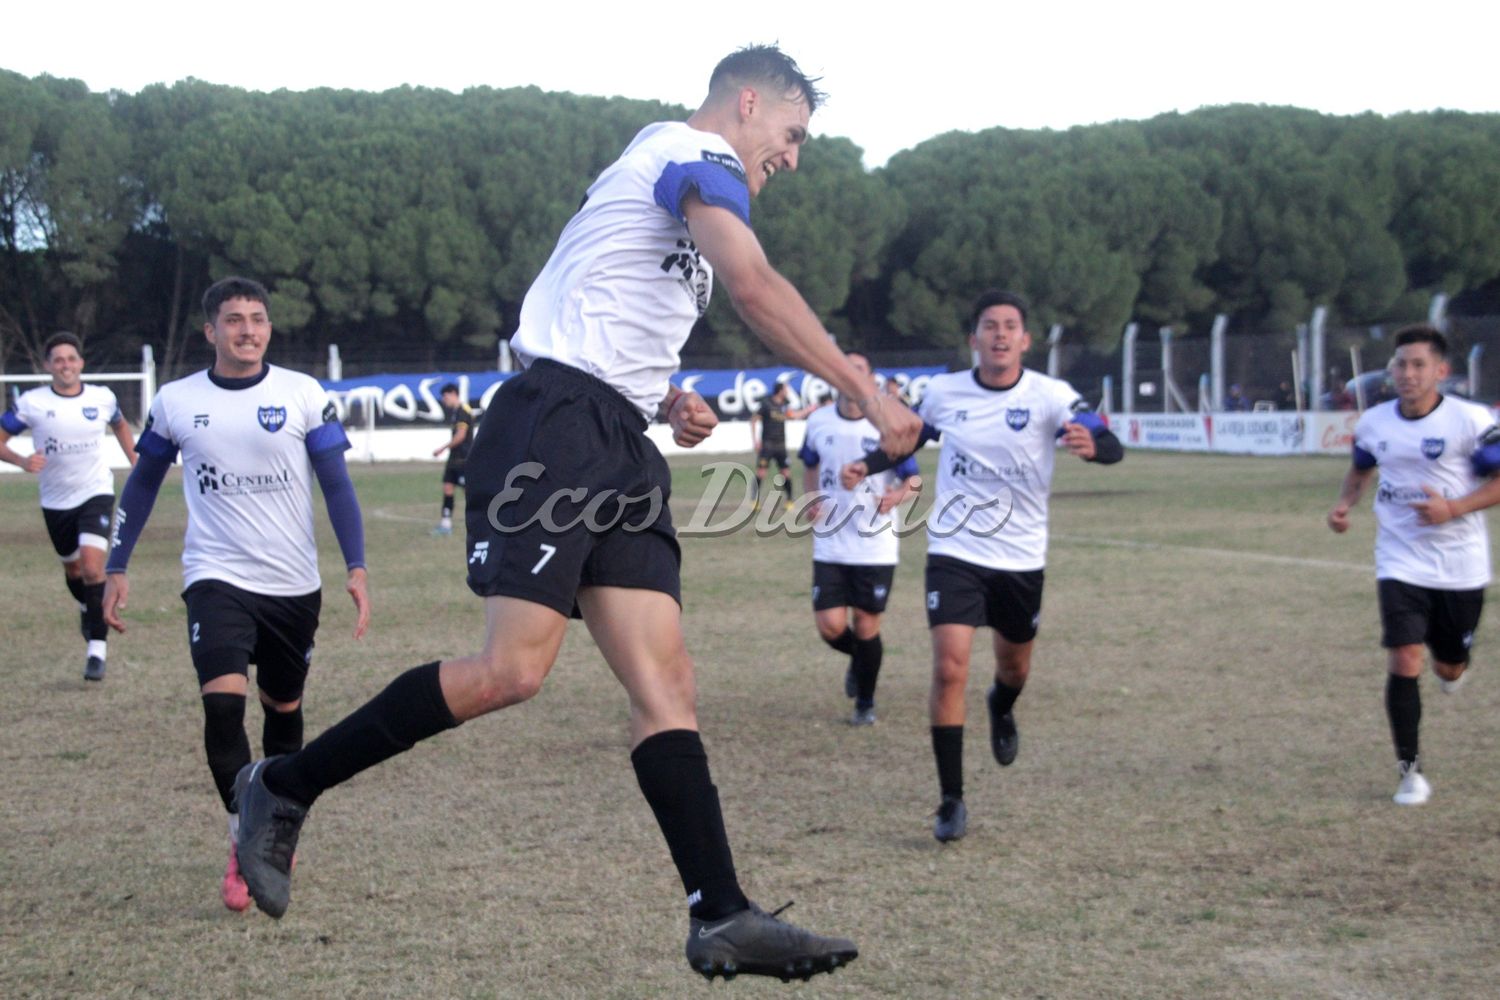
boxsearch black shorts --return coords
[464,359,681,618]
[41,494,115,558]
[924,553,1044,643]
[1378,578,1484,665]
[181,580,322,701]
[442,461,467,487]
[756,449,790,471]
[812,561,896,613]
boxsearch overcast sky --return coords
[8,1,1497,167]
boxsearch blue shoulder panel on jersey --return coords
[799,441,820,467]
[654,160,751,226]
[310,446,365,571]
[1471,443,1500,477]
[105,449,174,573]
[1,410,27,434]
[895,456,921,479]
[1352,444,1378,470]
[305,420,351,456]
[135,428,179,463]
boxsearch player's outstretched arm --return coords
[1328,465,1375,533]
[683,197,920,458]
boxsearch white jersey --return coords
[512,121,751,419]
[136,366,348,595]
[920,368,1091,572]
[1353,396,1497,589]
[3,383,122,509]
[801,405,918,566]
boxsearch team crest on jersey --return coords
[258,406,287,433]
[1421,437,1445,459]
[861,436,879,453]
[82,406,99,420]
[1006,407,1031,431]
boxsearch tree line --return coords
[3,69,1498,376]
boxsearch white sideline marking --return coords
[1055,534,1367,572]
[372,508,434,525]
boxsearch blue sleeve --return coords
[305,420,351,456]
[799,441,820,467]
[862,423,941,474]
[134,428,179,463]
[105,449,174,573]
[895,457,921,479]
[310,447,365,571]
[654,160,751,226]
[1352,444,1378,470]
[1,410,26,434]
[1470,427,1500,476]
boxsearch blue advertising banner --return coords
[321,366,949,425]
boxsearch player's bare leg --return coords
[580,586,857,980]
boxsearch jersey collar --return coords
[971,367,1024,393]
[207,365,272,391]
[1396,394,1445,421]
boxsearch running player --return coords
[843,289,1123,841]
[228,45,920,980]
[1328,324,1500,805]
[1,332,138,680]
[103,276,370,910]
[431,383,474,535]
[800,352,920,725]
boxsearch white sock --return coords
[87,639,107,660]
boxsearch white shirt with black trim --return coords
[802,405,911,566]
[139,366,345,595]
[512,121,750,420]
[1353,396,1496,589]
[4,384,121,509]
[921,369,1089,572]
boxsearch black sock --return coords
[631,729,748,921]
[822,627,855,656]
[264,662,458,807]
[1386,673,1421,764]
[441,494,454,518]
[82,582,107,642]
[65,574,87,607]
[262,704,304,757]
[851,634,883,708]
[932,725,964,801]
[990,679,1023,717]
[203,693,251,812]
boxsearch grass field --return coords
[3,450,1499,999]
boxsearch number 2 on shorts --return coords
[531,543,557,575]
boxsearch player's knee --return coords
[932,655,969,690]
[816,619,846,643]
[470,653,549,710]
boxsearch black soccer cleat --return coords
[83,656,106,682]
[987,685,1018,767]
[232,758,308,918]
[933,796,967,843]
[686,901,858,982]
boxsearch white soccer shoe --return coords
[1438,670,1467,695]
[1393,761,1431,806]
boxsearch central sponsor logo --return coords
[196,463,293,496]
[1006,407,1030,431]
[1422,437,1445,459]
[660,239,711,316]
[197,463,219,494]
[258,406,287,433]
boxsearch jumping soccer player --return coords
[1328,324,1500,806]
[800,352,920,725]
[103,276,370,910]
[431,383,474,536]
[843,289,1123,842]
[1,332,138,681]
[228,45,920,981]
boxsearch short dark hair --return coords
[440,383,460,396]
[203,277,271,325]
[43,331,84,359]
[1393,323,1448,358]
[710,44,825,113]
[970,290,1029,330]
